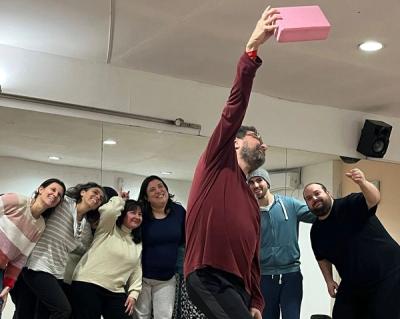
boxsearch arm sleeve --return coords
[202,53,262,166]
[97,196,125,233]
[293,198,316,223]
[347,193,377,219]
[310,227,325,261]
[126,252,143,300]
[3,254,27,289]
[0,193,23,216]
[249,228,265,312]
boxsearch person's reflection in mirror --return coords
[303,168,400,319]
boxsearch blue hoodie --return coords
[259,194,315,275]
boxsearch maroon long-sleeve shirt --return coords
[184,53,264,312]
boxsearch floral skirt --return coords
[173,274,206,319]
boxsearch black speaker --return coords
[357,119,392,158]
[310,316,331,319]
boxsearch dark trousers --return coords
[186,267,253,319]
[332,269,400,319]
[71,281,131,319]
[16,269,71,319]
[10,273,37,319]
[261,271,303,319]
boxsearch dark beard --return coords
[310,199,332,217]
[241,144,266,172]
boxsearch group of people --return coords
[1,5,400,319]
[183,5,400,319]
[0,176,190,319]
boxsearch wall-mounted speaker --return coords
[357,119,392,158]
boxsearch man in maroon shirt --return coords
[184,6,281,319]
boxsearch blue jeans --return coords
[261,271,303,319]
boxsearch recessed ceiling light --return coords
[103,139,117,145]
[48,156,61,161]
[161,171,172,175]
[358,40,383,52]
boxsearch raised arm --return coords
[202,7,281,165]
[246,6,281,53]
[293,198,316,223]
[345,168,380,209]
[317,259,338,298]
[97,196,125,233]
[249,224,264,318]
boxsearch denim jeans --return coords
[260,271,303,319]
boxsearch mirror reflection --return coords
[0,106,399,319]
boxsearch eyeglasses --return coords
[245,132,263,144]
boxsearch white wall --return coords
[0,156,191,207]
[1,44,400,164]
[276,160,340,318]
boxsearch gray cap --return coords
[247,167,271,187]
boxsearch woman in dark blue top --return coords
[135,175,185,319]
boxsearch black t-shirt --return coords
[311,193,400,288]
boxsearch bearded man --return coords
[303,168,400,319]
[184,6,281,319]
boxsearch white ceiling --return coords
[0,0,396,179]
[1,0,399,117]
[0,106,337,180]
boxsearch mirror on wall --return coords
[100,121,209,206]
[1,105,399,319]
[0,106,103,195]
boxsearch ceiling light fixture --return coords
[103,139,117,145]
[358,40,383,52]
[161,171,172,175]
[48,156,61,161]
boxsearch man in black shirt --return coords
[303,168,400,319]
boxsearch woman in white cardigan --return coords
[71,196,143,319]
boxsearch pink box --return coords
[275,6,330,42]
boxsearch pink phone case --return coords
[275,6,331,43]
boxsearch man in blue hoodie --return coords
[248,168,315,319]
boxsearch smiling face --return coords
[146,178,169,209]
[303,184,333,218]
[248,176,269,200]
[123,207,143,230]
[236,131,267,172]
[37,182,64,209]
[80,187,105,210]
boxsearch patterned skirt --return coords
[173,274,207,319]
